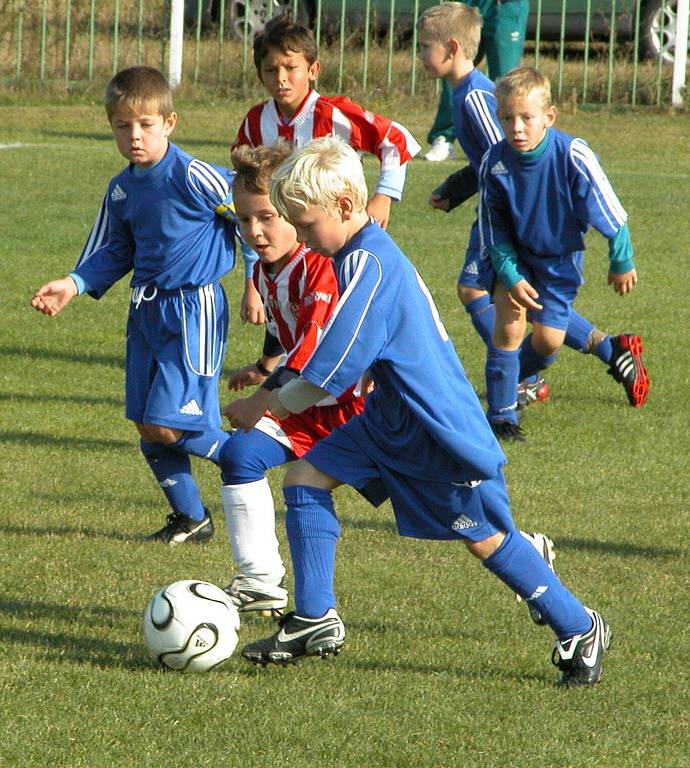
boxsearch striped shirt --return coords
[233,89,421,200]
[452,69,503,172]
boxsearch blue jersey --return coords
[299,223,506,483]
[478,128,628,259]
[74,142,240,298]
[452,69,502,173]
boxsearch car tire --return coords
[227,0,314,40]
[639,0,687,62]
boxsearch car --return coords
[189,0,685,62]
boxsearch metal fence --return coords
[1,0,687,106]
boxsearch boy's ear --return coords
[544,105,557,127]
[337,194,355,221]
[447,38,461,59]
[164,112,178,136]
[308,60,321,82]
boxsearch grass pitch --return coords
[1,100,688,768]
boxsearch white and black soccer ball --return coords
[142,580,240,672]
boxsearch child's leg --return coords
[170,426,229,465]
[458,228,496,348]
[518,327,562,381]
[564,310,613,363]
[220,426,294,589]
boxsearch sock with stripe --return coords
[140,440,206,521]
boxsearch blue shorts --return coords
[458,220,495,291]
[303,421,516,542]
[125,283,228,430]
[518,251,585,330]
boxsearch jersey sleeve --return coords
[462,89,503,168]
[569,138,628,239]
[231,104,263,150]
[284,254,339,372]
[72,186,135,298]
[477,150,515,255]
[300,248,387,397]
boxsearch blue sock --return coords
[594,335,613,364]
[486,346,520,425]
[172,427,230,465]
[140,440,206,521]
[284,485,340,618]
[564,310,594,354]
[483,531,591,639]
[464,294,495,348]
[518,334,559,380]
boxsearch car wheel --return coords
[640,0,688,62]
[227,0,313,40]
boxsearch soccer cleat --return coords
[144,510,214,545]
[423,136,456,162]
[606,334,649,407]
[517,531,557,625]
[491,421,526,442]
[223,575,288,617]
[242,608,345,666]
[517,376,550,409]
[552,608,612,687]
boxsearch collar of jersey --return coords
[126,142,176,183]
[507,129,551,164]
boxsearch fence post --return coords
[672,0,689,106]
[169,0,185,87]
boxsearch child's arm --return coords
[31,276,79,316]
[606,223,637,295]
[429,165,478,212]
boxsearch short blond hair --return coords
[495,67,553,109]
[270,137,368,219]
[105,66,173,121]
[231,141,293,196]
[416,2,482,61]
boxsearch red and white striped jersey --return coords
[233,89,421,199]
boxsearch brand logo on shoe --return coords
[491,161,508,175]
[276,619,338,644]
[451,514,478,531]
[180,399,203,416]
[111,184,127,201]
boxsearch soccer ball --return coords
[142,580,240,672]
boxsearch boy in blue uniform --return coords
[418,4,649,438]
[478,67,650,435]
[31,66,252,544]
[240,137,611,687]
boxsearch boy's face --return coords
[259,48,320,118]
[417,35,454,79]
[282,199,350,258]
[110,107,177,167]
[498,90,556,153]
[234,187,299,271]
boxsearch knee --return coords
[138,422,182,445]
[464,531,505,561]
[457,284,485,306]
[283,460,336,490]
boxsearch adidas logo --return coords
[527,585,548,602]
[614,351,635,377]
[111,184,127,201]
[180,399,203,416]
[194,636,209,648]
[464,260,479,275]
[159,478,178,488]
[451,514,479,532]
[491,161,508,175]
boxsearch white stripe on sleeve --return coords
[465,90,503,148]
[570,139,627,229]
[75,190,109,268]
[188,160,230,205]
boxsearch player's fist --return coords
[428,193,451,212]
[31,277,78,316]
[227,364,266,392]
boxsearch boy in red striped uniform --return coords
[219,142,364,615]
[232,13,421,230]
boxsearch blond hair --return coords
[416,2,482,61]
[495,67,553,109]
[231,141,293,196]
[105,66,174,121]
[270,137,368,219]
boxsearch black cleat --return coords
[144,510,214,545]
[223,575,288,617]
[552,608,611,687]
[607,334,649,407]
[491,421,526,442]
[242,609,345,666]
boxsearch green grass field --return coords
[1,100,689,768]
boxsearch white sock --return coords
[221,478,285,586]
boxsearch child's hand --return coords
[31,277,78,316]
[228,364,266,392]
[428,193,451,212]
[608,268,637,296]
[509,279,543,311]
[224,389,270,432]
[240,279,265,325]
[366,194,393,229]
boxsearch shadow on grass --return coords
[4,522,142,542]
[0,430,132,450]
[41,129,229,150]
[0,345,124,369]
[557,536,681,559]
[0,392,123,408]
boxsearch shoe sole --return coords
[243,639,345,667]
[623,335,650,408]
